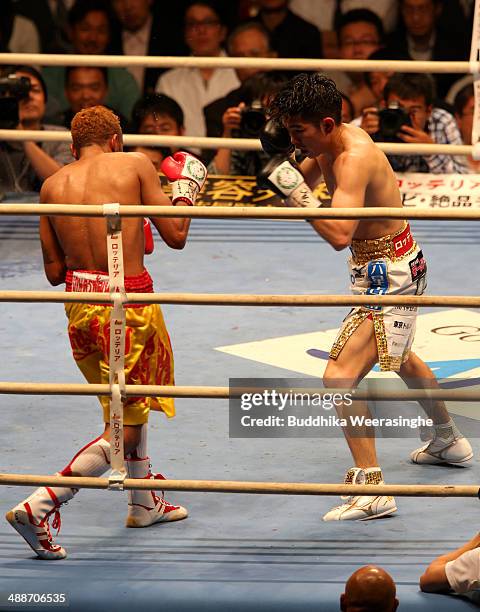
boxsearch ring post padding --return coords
[103,203,127,486]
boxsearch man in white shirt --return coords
[155,1,239,140]
[421,532,480,596]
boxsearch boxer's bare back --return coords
[39,149,185,282]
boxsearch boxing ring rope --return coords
[0,291,478,307]
[0,383,478,402]
[0,129,474,156]
[0,473,479,497]
[1,204,480,221]
[0,53,474,74]
[2,46,479,505]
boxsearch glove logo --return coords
[187,159,206,182]
[275,165,300,191]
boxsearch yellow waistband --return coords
[350,222,416,265]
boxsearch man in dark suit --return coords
[385,0,469,99]
[109,0,187,95]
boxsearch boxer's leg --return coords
[400,352,473,465]
[323,317,397,521]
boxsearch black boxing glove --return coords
[260,119,295,157]
[257,156,321,208]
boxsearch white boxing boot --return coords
[411,419,473,465]
[323,467,397,521]
[6,485,75,560]
[125,458,188,528]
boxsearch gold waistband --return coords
[350,223,415,265]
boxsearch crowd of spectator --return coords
[0,0,477,196]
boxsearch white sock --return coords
[59,435,111,477]
[433,418,462,443]
[19,437,111,521]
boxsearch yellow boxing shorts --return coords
[65,269,175,425]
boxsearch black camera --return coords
[377,101,411,142]
[239,100,267,138]
[0,75,31,129]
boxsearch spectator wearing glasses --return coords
[323,9,384,116]
[155,1,239,142]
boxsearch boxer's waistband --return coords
[350,222,416,265]
[65,269,154,293]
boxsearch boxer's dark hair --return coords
[383,73,435,107]
[268,73,342,125]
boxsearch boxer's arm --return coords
[420,533,480,593]
[39,182,67,285]
[136,153,190,250]
[308,153,364,250]
[299,157,323,190]
[39,216,67,285]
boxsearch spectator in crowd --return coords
[208,71,290,176]
[340,92,355,123]
[1,0,40,54]
[155,1,240,142]
[252,0,322,59]
[51,66,128,129]
[359,73,468,174]
[453,84,480,173]
[341,566,399,612]
[0,66,72,195]
[13,0,73,53]
[42,0,140,121]
[128,93,194,165]
[109,0,186,95]
[352,47,406,128]
[420,531,480,597]
[324,9,384,115]
[385,0,469,99]
[289,0,398,58]
[204,22,277,140]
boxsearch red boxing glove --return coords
[160,151,207,206]
[143,218,154,254]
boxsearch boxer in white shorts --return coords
[259,73,473,522]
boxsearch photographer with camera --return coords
[208,71,291,176]
[0,66,73,196]
[359,73,468,174]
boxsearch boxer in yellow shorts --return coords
[6,106,207,560]
[65,268,175,424]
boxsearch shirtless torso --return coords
[296,122,404,243]
[39,149,187,283]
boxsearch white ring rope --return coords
[0,129,473,155]
[0,383,478,402]
[0,474,478,497]
[0,292,477,308]
[0,53,474,74]
[0,204,479,220]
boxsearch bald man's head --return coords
[340,566,399,612]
